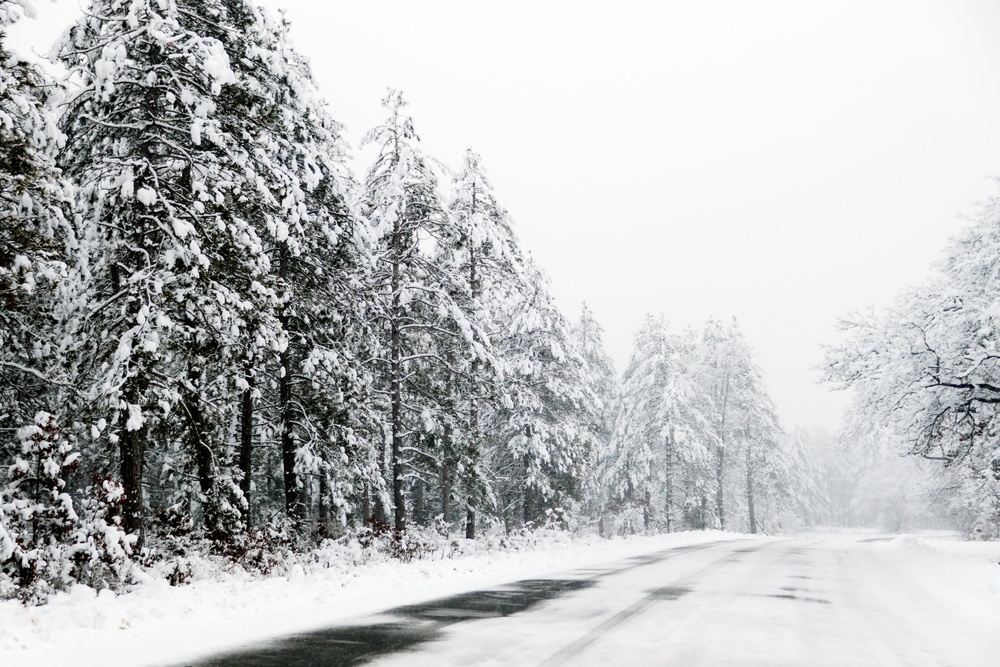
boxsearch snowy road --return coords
[186,536,999,666]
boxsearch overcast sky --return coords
[11,0,1000,433]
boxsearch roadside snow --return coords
[870,533,1000,615]
[0,530,743,667]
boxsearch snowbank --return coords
[869,533,1000,614]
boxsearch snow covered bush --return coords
[70,478,136,591]
[608,504,648,536]
[0,0,73,478]
[0,0,69,316]
[0,413,133,604]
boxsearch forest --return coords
[1,0,996,606]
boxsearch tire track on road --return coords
[564,539,734,581]
[538,541,772,666]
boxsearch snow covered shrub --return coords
[432,514,452,538]
[150,503,196,541]
[543,506,571,531]
[201,480,247,546]
[225,518,300,576]
[387,530,437,562]
[70,478,135,591]
[144,509,299,581]
[0,413,133,604]
[0,412,83,602]
[610,504,647,536]
[162,556,194,587]
[142,504,196,585]
[346,519,448,563]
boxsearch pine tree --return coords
[604,314,708,532]
[0,0,71,447]
[777,427,832,530]
[734,369,782,534]
[439,149,516,537]
[493,262,600,529]
[227,8,372,531]
[361,91,484,533]
[572,304,618,520]
[573,304,618,446]
[698,318,782,532]
[56,0,289,546]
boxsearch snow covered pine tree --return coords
[0,0,71,454]
[361,92,492,534]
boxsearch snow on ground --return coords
[868,532,1000,616]
[0,530,745,667]
[798,528,1000,611]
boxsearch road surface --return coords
[186,537,997,666]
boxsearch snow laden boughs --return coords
[436,149,518,537]
[242,11,374,532]
[57,0,278,547]
[491,263,602,529]
[603,315,710,533]
[361,91,492,533]
[57,0,375,546]
[602,315,786,535]
[0,0,68,312]
[826,192,1000,537]
[573,305,619,448]
[698,318,783,533]
[0,413,132,604]
[570,305,618,520]
[0,0,37,23]
[0,0,73,439]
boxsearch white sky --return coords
[11,0,1000,432]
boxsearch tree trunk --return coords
[279,343,303,524]
[441,369,456,528]
[441,459,452,525]
[361,486,372,525]
[465,504,476,539]
[523,486,533,527]
[373,429,389,525]
[187,380,216,534]
[120,426,146,549]
[715,445,725,529]
[664,429,674,533]
[715,377,730,529]
[188,388,212,497]
[318,472,331,536]
[522,449,543,529]
[745,446,757,534]
[277,241,305,527]
[389,222,406,534]
[390,366,405,532]
[464,219,481,541]
[239,366,254,527]
[413,477,427,526]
